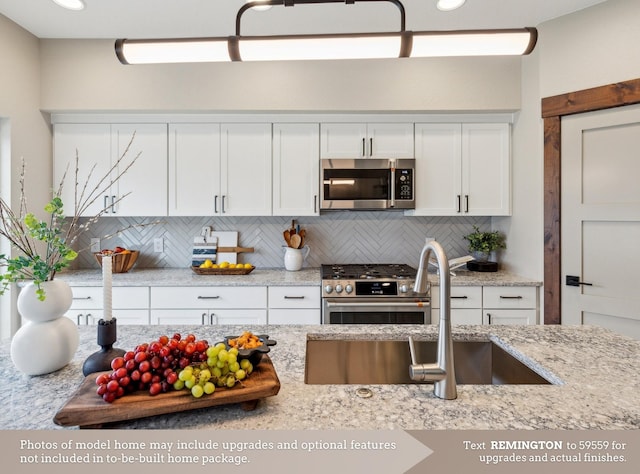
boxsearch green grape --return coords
[235,369,246,380]
[207,356,217,366]
[218,349,228,362]
[240,359,251,370]
[229,361,240,372]
[200,369,211,382]
[203,382,215,394]
[226,375,236,388]
[227,352,237,364]
[212,367,222,378]
[173,380,185,390]
[216,359,225,369]
[185,376,197,389]
[215,342,226,351]
[191,384,204,398]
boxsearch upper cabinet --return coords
[220,123,273,216]
[410,123,511,216]
[273,123,320,216]
[54,123,168,217]
[168,123,221,216]
[320,123,414,159]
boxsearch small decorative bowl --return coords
[223,334,277,366]
[94,250,140,273]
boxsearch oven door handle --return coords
[325,301,430,308]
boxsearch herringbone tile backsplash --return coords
[71,213,490,270]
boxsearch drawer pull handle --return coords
[284,296,305,300]
[73,296,92,300]
[451,296,468,299]
[197,296,220,300]
[499,296,523,299]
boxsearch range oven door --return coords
[322,298,430,324]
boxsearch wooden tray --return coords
[191,265,254,275]
[54,355,280,428]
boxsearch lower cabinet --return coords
[482,286,538,325]
[431,286,483,325]
[65,286,150,325]
[431,285,539,325]
[268,286,321,324]
[150,286,268,325]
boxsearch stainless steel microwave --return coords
[321,158,415,210]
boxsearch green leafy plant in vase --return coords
[463,225,506,262]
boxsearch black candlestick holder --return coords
[82,318,126,376]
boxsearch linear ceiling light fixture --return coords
[115,0,537,64]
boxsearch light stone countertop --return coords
[1,324,637,430]
[56,267,541,287]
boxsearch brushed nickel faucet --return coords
[409,240,457,400]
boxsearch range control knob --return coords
[335,284,343,293]
[324,285,333,294]
[345,284,354,294]
[399,284,409,294]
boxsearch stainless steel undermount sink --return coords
[305,338,552,385]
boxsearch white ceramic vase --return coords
[283,246,311,271]
[11,280,79,376]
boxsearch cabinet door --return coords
[462,123,511,216]
[269,309,321,325]
[53,123,112,217]
[367,123,414,158]
[168,123,221,216]
[150,310,207,325]
[212,310,267,325]
[411,123,462,216]
[221,123,272,215]
[273,123,320,216]
[111,124,168,216]
[483,310,536,325]
[320,123,368,158]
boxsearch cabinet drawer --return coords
[150,286,267,309]
[431,286,482,309]
[483,286,537,309]
[269,309,321,325]
[70,286,149,309]
[268,286,320,309]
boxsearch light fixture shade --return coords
[115,38,231,64]
[229,33,409,61]
[411,28,537,57]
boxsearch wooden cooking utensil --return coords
[290,233,302,249]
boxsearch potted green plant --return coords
[463,225,506,262]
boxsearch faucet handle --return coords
[408,336,419,365]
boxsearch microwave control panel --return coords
[395,169,413,200]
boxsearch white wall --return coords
[39,39,522,113]
[0,15,50,339]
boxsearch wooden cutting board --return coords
[211,231,238,263]
[54,355,280,428]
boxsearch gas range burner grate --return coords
[322,263,417,280]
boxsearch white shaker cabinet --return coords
[168,123,221,216]
[320,123,414,159]
[63,286,150,325]
[268,286,321,324]
[220,123,272,216]
[272,123,320,216]
[411,123,511,216]
[150,286,268,325]
[430,286,483,325]
[53,123,168,216]
[483,286,538,325]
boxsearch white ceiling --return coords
[0,0,607,39]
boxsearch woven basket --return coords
[94,251,140,273]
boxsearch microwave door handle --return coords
[389,160,396,208]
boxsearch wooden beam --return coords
[542,78,640,118]
[543,116,561,325]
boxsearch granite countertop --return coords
[1,324,637,430]
[56,267,541,287]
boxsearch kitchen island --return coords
[1,323,638,430]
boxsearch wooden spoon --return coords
[283,230,291,246]
[290,233,302,249]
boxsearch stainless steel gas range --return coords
[321,263,431,324]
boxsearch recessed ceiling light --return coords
[52,0,85,11]
[437,0,466,12]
